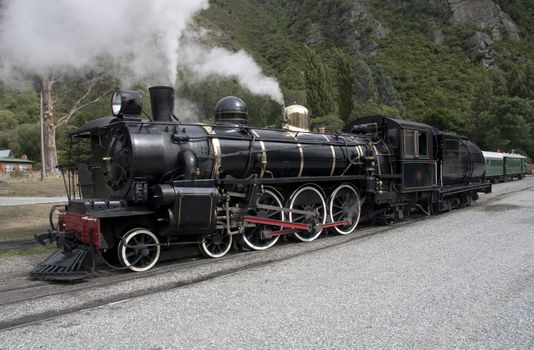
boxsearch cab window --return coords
[418,132,429,157]
[403,129,429,158]
[403,130,416,157]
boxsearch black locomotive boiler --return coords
[31,86,491,281]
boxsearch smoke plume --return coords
[0,0,284,103]
[179,42,284,104]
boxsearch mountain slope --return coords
[198,0,533,156]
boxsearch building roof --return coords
[0,158,34,164]
[0,149,34,163]
[0,149,13,158]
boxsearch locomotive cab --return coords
[394,119,436,191]
[348,115,438,192]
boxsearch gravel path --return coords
[0,180,533,349]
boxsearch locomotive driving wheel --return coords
[329,184,361,235]
[242,189,285,251]
[198,227,233,258]
[118,228,161,272]
[289,186,327,242]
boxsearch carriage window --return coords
[418,132,429,157]
[403,130,416,157]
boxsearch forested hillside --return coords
[0,0,533,167]
[199,0,534,156]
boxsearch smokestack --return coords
[149,86,175,122]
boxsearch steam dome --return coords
[214,96,248,126]
[283,104,310,132]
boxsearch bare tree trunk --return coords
[39,74,110,177]
[41,75,59,176]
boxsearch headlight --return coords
[111,91,122,115]
[110,89,143,117]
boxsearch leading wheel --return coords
[118,228,161,272]
[329,184,361,235]
[48,204,65,231]
[289,186,327,242]
[242,189,284,251]
[198,228,233,258]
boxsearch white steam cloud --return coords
[179,43,284,104]
[0,0,284,104]
[0,0,208,85]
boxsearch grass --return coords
[0,245,55,258]
[0,225,50,242]
[0,203,52,242]
[0,173,66,197]
[0,203,57,257]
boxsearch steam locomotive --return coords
[31,86,491,281]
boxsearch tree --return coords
[374,64,404,114]
[303,46,333,117]
[353,54,375,106]
[506,64,528,98]
[471,76,495,115]
[469,75,495,144]
[310,114,345,132]
[10,123,41,162]
[334,49,354,122]
[0,110,18,130]
[526,60,534,98]
[39,74,112,176]
[479,97,534,157]
[0,110,19,156]
[491,70,509,97]
[423,108,465,134]
[0,89,40,124]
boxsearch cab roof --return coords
[68,117,116,137]
[346,115,435,132]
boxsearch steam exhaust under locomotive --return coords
[31,85,492,281]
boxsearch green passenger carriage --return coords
[482,151,527,182]
[503,153,527,179]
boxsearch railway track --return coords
[0,222,403,331]
[0,239,39,253]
